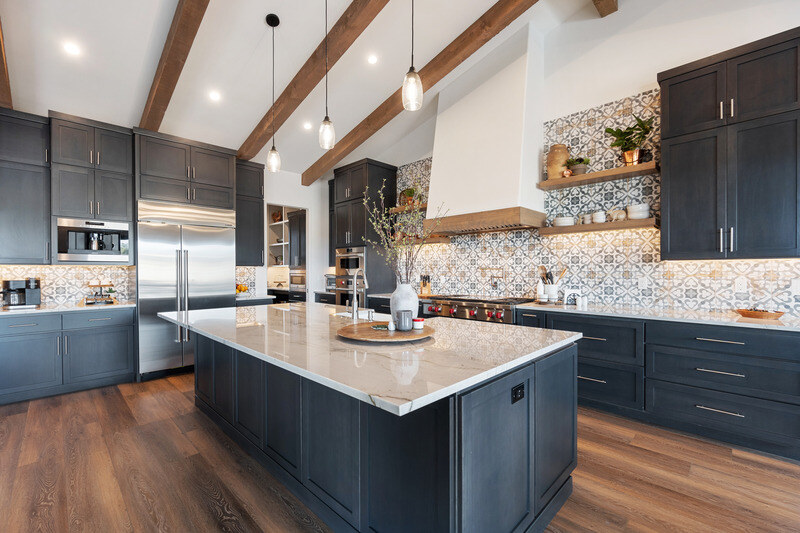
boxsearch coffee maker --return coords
[2,279,42,309]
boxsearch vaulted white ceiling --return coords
[0,0,588,174]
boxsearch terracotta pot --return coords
[622,148,641,166]
[546,144,569,179]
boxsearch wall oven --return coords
[55,218,131,263]
[289,270,306,292]
[335,247,366,305]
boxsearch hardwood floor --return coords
[1,376,799,532]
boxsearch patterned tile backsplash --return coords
[236,266,257,294]
[395,89,800,314]
[0,265,136,304]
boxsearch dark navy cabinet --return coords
[52,165,133,221]
[546,314,644,366]
[516,309,544,328]
[0,109,49,166]
[264,365,303,478]
[0,332,63,397]
[51,115,132,174]
[0,160,51,264]
[234,351,264,446]
[315,292,336,304]
[194,335,235,423]
[63,325,134,384]
[235,159,265,267]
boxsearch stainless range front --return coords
[422,296,535,324]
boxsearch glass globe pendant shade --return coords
[319,116,336,150]
[402,67,423,111]
[266,145,281,173]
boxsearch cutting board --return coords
[337,322,435,343]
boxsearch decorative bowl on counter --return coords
[734,308,784,320]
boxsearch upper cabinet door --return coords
[95,129,132,173]
[191,184,234,209]
[728,39,800,124]
[235,195,264,266]
[190,147,234,188]
[661,128,727,260]
[727,110,800,259]
[335,203,351,248]
[348,165,366,201]
[52,164,94,218]
[349,201,366,247]
[0,161,50,264]
[139,136,190,181]
[95,170,132,221]
[661,63,726,139]
[0,114,49,166]
[235,162,263,198]
[51,119,94,167]
[334,170,350,203]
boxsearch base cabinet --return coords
[0,332,62,396]
[63,326,134,383]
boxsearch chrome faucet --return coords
[351,268,369,319]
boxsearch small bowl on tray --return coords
[734,308,784,320]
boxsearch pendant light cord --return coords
[271,24,276,146]
[411,0,415,67]
[324,0,329,117]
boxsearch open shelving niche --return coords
[266,204,289,267]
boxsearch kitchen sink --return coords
[335,310,391,321]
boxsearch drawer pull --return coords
[8,323,38,328]
[695,337,745,346]
[695,367,746,378]
[583,336,607,342]
[695,404,744,418]
[578,376,607,384]
[521,314,538,318]
[88,317,112,322]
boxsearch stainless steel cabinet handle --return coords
[175,249,182,343]
[193,167,196,180]
[695,367,746,378]
[730,98,734,117]
[187,166,190,178]
[193,188,196,200]
[90,200,93,215]
[695,404,744,418]
[719,101,723,120]
[90,150,93,164]
[57,336,61,357]
[96,201,100,215]
[9,323,37,328]
[88,317,112,322]
[97,152,100,166]
[45,148,48,162]
[583,336,607,342]
[719,228,724,253]
[64,335,69,355]
[729,227,734,253]
[187,187,190,200]
[183,250,189,342]
[521,313,538,318]
[578,376,607,384]
[696,337,745,346]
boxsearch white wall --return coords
[262,170,330,294]
[543,0,800,120]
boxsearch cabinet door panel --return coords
[235,162,263,198]
[661,128,727,259]
[348,165,366,200]
[288,212,300,268]
[546,314,644,365]
[191,147,234,188]
[139,175,190,204]
[213,342,235,423]
[0,161,50,264]
[516,310,543,328]
[302,380,361,529]
[328,210,335,267]
[661,63,726,138]
[0,333,62,397]
[52,165,93,218]
[349,201,366,247]
[139,136,190,181]
[235,195,264,266]
[95,129,132,173]
[64,326,133,383]
[335,203,351,248]
[334,171,350,203]
[0,114,49,166]
[51,119,94,167]
[195,335,214,405]
[727,110,800,258]
[95,171,132,221]
[235,351,264,445]
[578,358,644,411]
[728,39,800,123]
[192,184,234,209]
[264,365,302,478]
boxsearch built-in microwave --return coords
[55,218,131,263]
[289,270,306,291]
[335,247,364,274]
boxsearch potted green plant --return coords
[604,115,654,166]
[399,187,416,206]
[566,157,590,175]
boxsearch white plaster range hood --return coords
[423,25,546,236]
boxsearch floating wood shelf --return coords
[537,161,659,191]
[538,218,659,236]
[389,203,427,214]
[419,235,451,244]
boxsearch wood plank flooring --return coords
[1,375,799,532]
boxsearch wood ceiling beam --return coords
[301,0,539,186]
[0,17,12,109]
[139,0,209,131]
[237,0,390,161]
[592,0,618,17]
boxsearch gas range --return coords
[422,295,535,324]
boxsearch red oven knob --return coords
[436,306,442,313]
[469,309,476,317]
[486,310,493,318]
[450,308,457,315]
[496,310,504,320]
[428,305,434,312]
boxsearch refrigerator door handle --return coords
[183,250,190,342]
[175,249,182,343]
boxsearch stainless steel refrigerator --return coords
[136,200,236,376]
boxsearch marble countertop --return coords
[236,293,276,301]
[0,300,136,316]
[159,303,581,416]
[516,302,800,333]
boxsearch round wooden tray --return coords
[337,322,435,343]
[735,309,784,320]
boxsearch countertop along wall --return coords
[0,265,136,304]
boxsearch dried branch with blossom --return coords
[364,179,447,285]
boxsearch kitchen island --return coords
[159,303,581,533]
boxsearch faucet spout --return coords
[351,268,368,319]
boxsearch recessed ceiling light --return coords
[208,90,221,102]
[62,42,81,56]
[367,54,378,65]
[303,122,312,130]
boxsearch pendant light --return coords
[318,0,336,149]
[266,14,281,172]
[402,0,423,111]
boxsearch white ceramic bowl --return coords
[628,212,650,220]
[591,211,607,223]
[627,203,649,212]
[553,216,575,226]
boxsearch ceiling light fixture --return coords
[368,54,378,65]
[63,41,81,56]
[266,14,281,173]
[208,90,221,102]
[402,0,423,111]
[318,0,336,150]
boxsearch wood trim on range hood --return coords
[422,207,546,236]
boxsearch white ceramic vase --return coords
[390,283,419,320]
